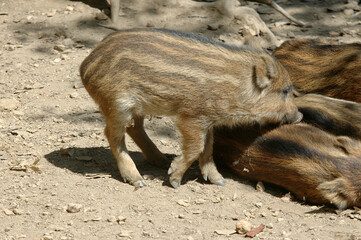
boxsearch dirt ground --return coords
[1,0,361,239]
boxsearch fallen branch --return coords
[247,0,310,27]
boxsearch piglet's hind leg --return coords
[126,116,169,168]
[199,128,225,186]
[168,119,207,188]
[105,119,147,188]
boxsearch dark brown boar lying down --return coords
[80,28,302,189]
[214,94,361,209]
[295,94,361,140]
[274,39,361,103]
[214,123,361,209]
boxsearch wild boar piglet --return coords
[80,28,302,188]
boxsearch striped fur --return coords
[80,28,302,188]
[214,123,361,209]
[295,94,361,140]
[274,39,361,103]
[214,93,361,209]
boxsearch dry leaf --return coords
[246,224,264,238]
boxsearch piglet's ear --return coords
[243,36,263,50]
[263,56,279,80]
[253,56,279,90]
[253,65,270,90]
[255,74,270,89]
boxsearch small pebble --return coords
[13,209,24,215]
[255,202,262,208]
[117,215,126,223]
[207,24,218,31]
[61,54,69,60]
[256,181,265,192]
[0,98,20,111]
[344,9,354,16]
[310,206,318,210]
[232,193,237,201]
[195,199,206,205]
[73,82,83,89]
[66,6,74,11]
[63,38,75,47]
[329,31,340,37]
[95,12,108,20]
[272,211,280,217]
[47,10,56,17]
[4,209,14,216]
[54,45,65,52]
[118,230,132,238]
[42,211,50,216]
[70,92,79,98]
[4,44,15,51]
[43,234,53,240]
[177,199,190,207]
[66,203,82,213]
[236,220,252,234]
[48,224,64,231]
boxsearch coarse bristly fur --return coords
[295,94,361,140]
[274,39,361,103]
[214,123,361,209]
[80,28,302,188]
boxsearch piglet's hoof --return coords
[132,179,148,190]
[168,165,183,189]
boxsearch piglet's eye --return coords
[282,86,292,96]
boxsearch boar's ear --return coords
[335,136,354,155]
[253,65,270,90]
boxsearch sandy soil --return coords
[0,0,361,239]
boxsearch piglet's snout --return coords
[288,111,303,124]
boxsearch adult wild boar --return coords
[214,123,361,209]
[274,39,361,103]
[214,93,361,209]
[295,94,361,140]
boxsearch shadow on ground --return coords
[44,146,291,198]
[44,147,211,187]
